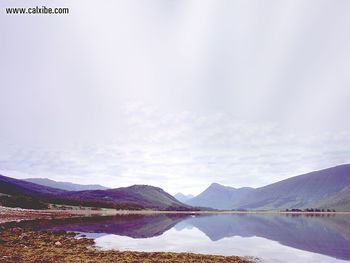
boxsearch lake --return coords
[33,213,350,263]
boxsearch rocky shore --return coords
[0,206,118,224]
[0,219,253,263]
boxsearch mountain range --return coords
[181,164,350,211]
[24,178,108,191]
[1,164,350,211]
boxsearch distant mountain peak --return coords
[208,182,234,189]
[185,183,254,210]
[209,182,223,187]
[24,178,108,191]
[174,192,194,203]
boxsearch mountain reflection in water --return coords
[33,213,350,262]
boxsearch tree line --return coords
[285,208,336,212]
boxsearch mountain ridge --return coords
[24,178,108,191]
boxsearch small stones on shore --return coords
[54,241,62,246]
[19,233,29,241]
[11,227,22,233]
[54,230,67,235]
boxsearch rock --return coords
[11,227,22,233]
[19,233,29,241]
[67,232,76,237]
[54,230,67,235]
[55,241,62,246]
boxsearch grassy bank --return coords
[0,223,253,263]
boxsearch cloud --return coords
[0,1,350,194]
[1,104,349,195]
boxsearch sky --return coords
[0,0,350,195]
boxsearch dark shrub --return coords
[0,195,49,209]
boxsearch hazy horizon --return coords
[3,163,349,196]
[1,0,350,195]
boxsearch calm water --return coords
[33,213,350,263]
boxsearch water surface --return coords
[34,213,350,263]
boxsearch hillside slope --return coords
[0,174,66,197]
[319,185,350,211]
[238,164,350,210]
[59,185,193,210]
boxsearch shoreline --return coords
[0,220,253,263]
[0,206,118,224]
[1,206,349,224]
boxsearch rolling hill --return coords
[59,185,194,210]
[0,174,193,211]
[24,178,108,191]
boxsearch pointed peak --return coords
[209,182,224,188]
[207,183,239,191]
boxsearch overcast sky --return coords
[1,0,350,195]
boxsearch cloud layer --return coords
[0,0,350,194]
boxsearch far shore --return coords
[1,205,349,224]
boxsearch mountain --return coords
[59,185,194,210]
[189,164,350,211]
[24,178,108,191]
[0,174,193,211]
[237,164,350,210]
[174,193,194,203]
[319,185,350,211]
[186,183,254,210]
